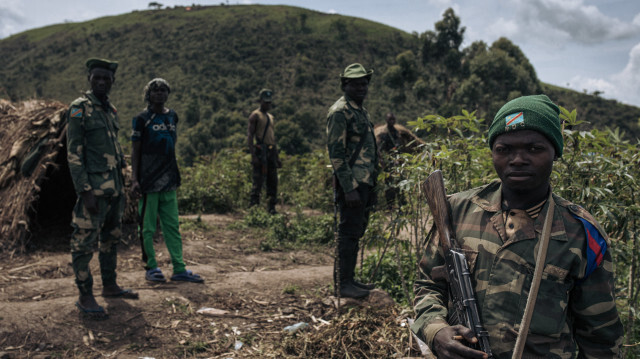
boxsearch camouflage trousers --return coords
[70,194,124,296]
[249,162,278,210]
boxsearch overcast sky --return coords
[1,0,639,107]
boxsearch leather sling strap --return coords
[512,191,555,358]
[258,111,270,144]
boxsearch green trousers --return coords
[139,190,186,274]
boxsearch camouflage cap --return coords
[259,88,273,102]
[340,63,373,80]
[86,58,118,73]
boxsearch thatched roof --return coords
[0,99,135,252]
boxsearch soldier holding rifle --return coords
[412,95,623,358]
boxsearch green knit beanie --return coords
[488,94,563,157]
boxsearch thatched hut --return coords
[0,99,135,252]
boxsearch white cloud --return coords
[486,17,520,39]
[427,0,453,7]
[327,8,337,14]
[0,5,25,38]
[568,42,640,106]
[610,42,640,106]
[509,0,640,45]
[567,75,615,95]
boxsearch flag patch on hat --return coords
[70,108,83,118]
[505,112,524,128]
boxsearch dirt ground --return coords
[0,211,424,358]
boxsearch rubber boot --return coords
[352,279,375,290]
[340,281,369,298]
[338,243,369,298]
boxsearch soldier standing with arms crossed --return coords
[326,63,380,298]
[67,58,138,318]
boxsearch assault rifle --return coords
[422,170,493,358]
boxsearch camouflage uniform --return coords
[326,94,378,286]
[67,91,126,296]
[411,181,624,358]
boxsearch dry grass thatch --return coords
[0,99,70,251]
[275,306,432,358]
[0,99,136,252]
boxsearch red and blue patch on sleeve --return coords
[572,214,607,278]
[70,108,83,118]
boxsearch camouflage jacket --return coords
[326,95,378,193]
[67,91,126,196]
[412,181,623,359]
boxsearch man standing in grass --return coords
[67,58,138,318]
[131,78,204,284]
[247,88,282,214]
[326,63,379,298]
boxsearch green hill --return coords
[1,4,638,163]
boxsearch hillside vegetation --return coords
[0,4,638,163]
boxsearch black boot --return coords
[340,281,370,298]
[352,279,375,290]
[267,197,277,214]
[336,236,369,298]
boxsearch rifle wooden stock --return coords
[422,170,493,358]
[422,170,456,252]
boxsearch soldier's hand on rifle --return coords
[81,190,99,215]
[344,189,362,208]
[433,325,488,359]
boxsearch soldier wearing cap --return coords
[247,88,282,214]
[67,58,138,318]
[412,95,623,357]
[326,63,380,298]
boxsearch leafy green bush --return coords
[240,207,334,251]
[177,148,251,213]
[360,241,416,306]
[178,148,334,214]
[278,150,334,211]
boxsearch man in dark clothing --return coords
[326,63,380,298]
[131,78,204,284]
[247,88,282,214]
